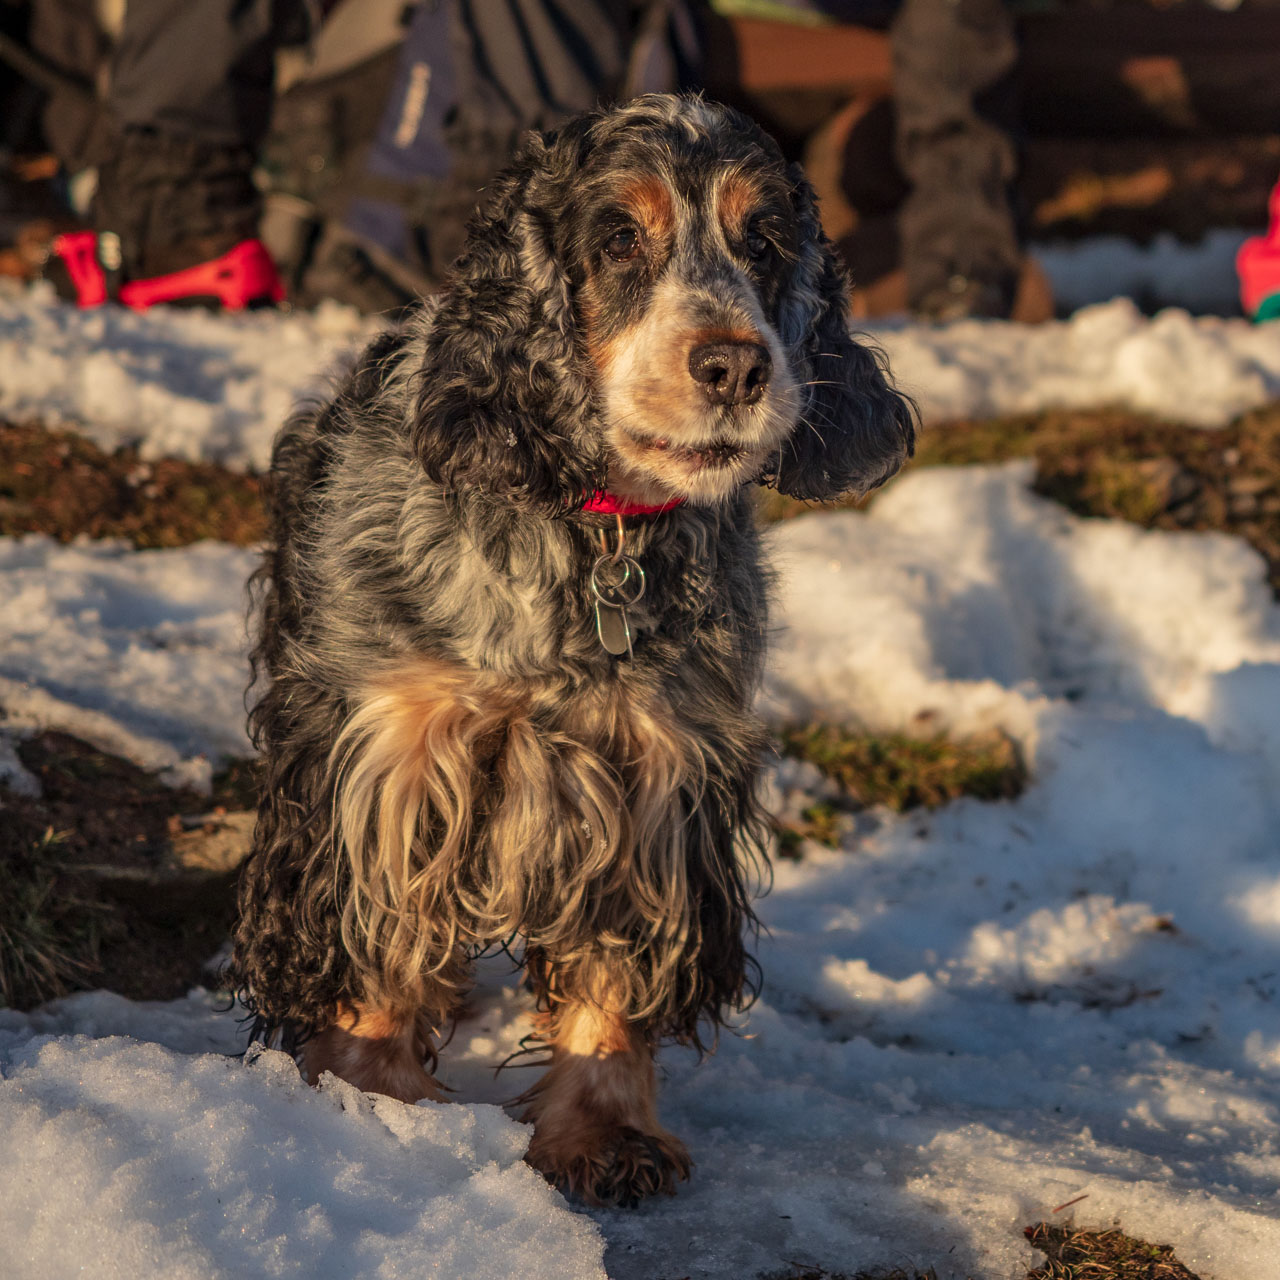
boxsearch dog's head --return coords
[413,94,915,513]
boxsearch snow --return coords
[0,284,376,469]
[876,298,1280,428]
[3,289,1280,1277]
[0,1031,606,1280]
[5,463,1280,1277]
[4,285,1280,474]
[0,536,256,789]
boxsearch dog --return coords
[230,93,914,1207]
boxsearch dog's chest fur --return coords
[307,371,771,687]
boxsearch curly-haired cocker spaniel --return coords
[230,94,914,1206]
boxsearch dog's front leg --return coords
[303,1000,448,1104]
[521,971,690,1206]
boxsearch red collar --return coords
[582,491,685,517]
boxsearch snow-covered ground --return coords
[0,537,256,790]
[2,240,1278,469]
[3,290,1280,1279]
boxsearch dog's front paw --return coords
[527,1123,691,1207]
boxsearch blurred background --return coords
[2,0,1278,321]
[4,10,1280,1277]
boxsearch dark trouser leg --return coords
[891,0,1020,318]
[339,0,632,292]
[92,0,300,278]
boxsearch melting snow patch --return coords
[0,1034,605,1280]
[3,463,1280,1276]
[0,536,256,781]
[0,286,376,469]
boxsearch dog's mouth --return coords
[627,431,748,471]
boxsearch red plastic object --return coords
[1237,178,1280,317]
[582,491,686,516]
[51,234,284,310]
[119,238,284,310]
[51,230,108,306]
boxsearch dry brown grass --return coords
[0,419,265,548]
[760,402,1280,598]
[1024,1223,1202,1280]
[0,825,110,1009]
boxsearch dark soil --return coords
[0,419,266,548]
[0,732,257,1009]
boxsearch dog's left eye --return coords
[744,229,770,261]
[604,228,641,262]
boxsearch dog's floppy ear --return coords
[411,126,606,515]
[765,165,916,502]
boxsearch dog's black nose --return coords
[688,342,772,407]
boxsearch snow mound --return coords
[0,286,375,469]
[768,460,1280,755]
[0,1035,605,1280]
[874,297,1280,427]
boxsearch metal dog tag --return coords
[590,553,647,660]
[594,599,633,656]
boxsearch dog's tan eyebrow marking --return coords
[716,174,765,239]
[619,176,675,240]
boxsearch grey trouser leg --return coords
[108,0,286,145]
[891,0,1020,314]
[91,0,304,275]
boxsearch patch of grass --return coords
[0,419,265,548]
[782,723,1026,813]
[774,798,847,859]
[760,402,1280,598]
[0,825,112,1009]
[1024,1223,1201,1279]
[0,731,257,1008]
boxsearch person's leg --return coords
[326,0,634,301]
[55,0,298,304]
[891,0,1021,319]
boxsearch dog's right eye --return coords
[604,228,640,262]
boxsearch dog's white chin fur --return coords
[604,396,799,506]
[603,443,768,507]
